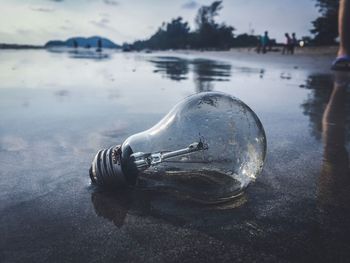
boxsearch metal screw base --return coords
[90,145,127,187]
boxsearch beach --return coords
[1,47,349,262]
[166,46,338,73]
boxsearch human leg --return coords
[332,0,350,70]
[338,0,350,56]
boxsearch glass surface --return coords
[122,92,266,203]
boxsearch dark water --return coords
[1,49,350,262]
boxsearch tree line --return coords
[311,0,339,45]
[131,1,248,50]
[128,0,339,51]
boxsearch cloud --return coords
[99,13,110,18]
[181,0,199,9]
[103,0,119,6]
[60,25,70,31]
[89,17,131,40]
[49,0,64,2]
[31,6,55,12]
[16,29,33,35]
[90,17,111,29]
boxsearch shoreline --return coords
[1,45,337,74]
[157,46,337,74]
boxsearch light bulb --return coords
[90,91,266,203]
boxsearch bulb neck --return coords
[90,145,129,187]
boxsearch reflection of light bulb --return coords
[90,92,266,203]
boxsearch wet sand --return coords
[165,46,337,73]
[1,48,350,262]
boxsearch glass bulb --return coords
[90,91,266,203]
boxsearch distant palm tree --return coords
[311,0,339,45]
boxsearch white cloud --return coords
[103,0,118,6]
[90,17,110,28]
[181,0,199,10]
[31,6,55,12]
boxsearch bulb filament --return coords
[131,141,208,170]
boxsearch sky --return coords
[0,0,320,45]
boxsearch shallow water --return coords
[1,49,350,262]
